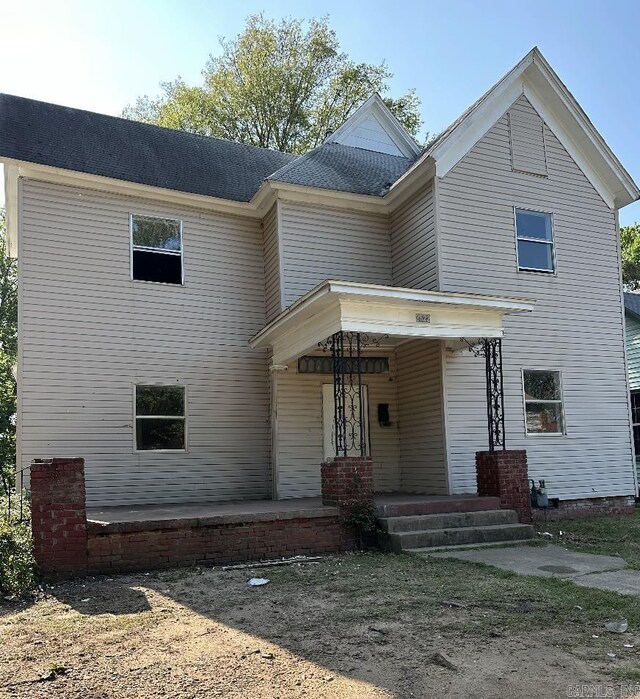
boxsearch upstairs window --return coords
[135,385,186,451]
[131,214,183,284]
[523,370,564,435]
[515,209,555,273]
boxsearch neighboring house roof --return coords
[624,292,640,319]
[268,142,414,196]
[0,93,296,202]
[393,47,640,209]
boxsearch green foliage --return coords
[621,223,640,290]
[0,497,35,596]
[0,210,17,495]
[123,14,424,153]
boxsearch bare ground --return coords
[1,552,640,698]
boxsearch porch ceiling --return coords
[250,281,535,366]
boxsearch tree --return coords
[621,223,640,290]
[0,210,17,495]
[123,15,423,154]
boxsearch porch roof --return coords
[250,281,534,365]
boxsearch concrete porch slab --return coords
[427,544,627,579]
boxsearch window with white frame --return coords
[523,370,564,435]
[515,209,555,273]
[135,385,186,450]
[131,214,183,284]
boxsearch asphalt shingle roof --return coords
[269,142,414,196]
[624,292,640,318]
[0,94,296,202]
[0,94,417,202]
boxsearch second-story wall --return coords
[278,201,392,309]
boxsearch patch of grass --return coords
[267,552,640,637]
[542,509,640,569]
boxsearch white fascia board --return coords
[3,164,19,257]
[325,94,421,159]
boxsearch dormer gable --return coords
[325,93,421,159]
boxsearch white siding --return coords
[275,355,400,497]
[396,340,447,493]
[279,202,392,307]
[19,179,270,507]
[626,312,640,392]
[390,182,438,290]
[262,204,281,321]
[338,115,404,156]
[508,98,548,176]
[438,96,635,500]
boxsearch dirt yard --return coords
[2,551,640,698]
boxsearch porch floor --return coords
[86,493,485,530]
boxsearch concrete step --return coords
[375,496,502,518]
[381,523,535,553]
[407,540,536,555]
[379,509,518,533]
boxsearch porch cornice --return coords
[250,281,535,366]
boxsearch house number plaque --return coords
[415,313,431,324]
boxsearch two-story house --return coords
[2,48,638,574]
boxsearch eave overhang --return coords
[250,281,535,366]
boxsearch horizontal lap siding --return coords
[20,180,270,507]
[390,182,438,290]
[396,340,447,494]
[438,95,635,500]
[626,312,640,392]
[262,204,281,322]
[275,357,400,498]
[279,202,392,307]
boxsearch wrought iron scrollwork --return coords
[463,337,506,452]
[320,331,366,457]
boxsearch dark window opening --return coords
[133,249,182,284]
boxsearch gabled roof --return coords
[624,292,640,319]
[392,48,640,209]
[324,93,421,159]
[268,142,413,196]
[0,93,295,202]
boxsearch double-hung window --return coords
[515,209,555,273]
[131,214,183,284]
[523,370,565,435]
[135,385,186,451]
[631,391,640,462]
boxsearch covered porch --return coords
[250,280,534,500]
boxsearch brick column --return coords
[476,450,532,523]
[30,458,88,577]
[321,456,373,507]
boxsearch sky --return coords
[1,0,640,224]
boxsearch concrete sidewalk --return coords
[423,544,640,596]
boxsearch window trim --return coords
[130,213,184,286]
[630,390,640,462]
[521,368,566,437]
[513,207,556,275]
[133,383,188,453]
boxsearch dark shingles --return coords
[624,292,640,318]
[269,142,414,196]
[0,94,295,202]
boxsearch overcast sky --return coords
[1,0,639,224]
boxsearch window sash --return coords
[134,385,186,451]
[522,370,564,435]
[515,209,555,273]
[131,214,182,253]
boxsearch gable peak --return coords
[324,93,420,159]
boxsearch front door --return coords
[322,384,370,460]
